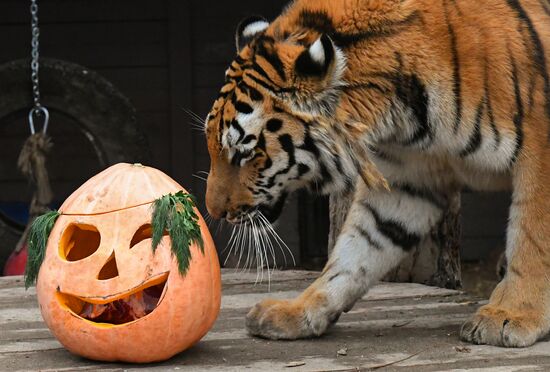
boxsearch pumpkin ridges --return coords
[143,168,158,200]
[59,163,127,213]
[60,164,182,215]
[36,163,221,363]
[120,167,136,211]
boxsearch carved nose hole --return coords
[98,252,119,280]
[60,224,101,261]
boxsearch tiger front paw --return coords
[246,298,335,340]
[460,304,548,348]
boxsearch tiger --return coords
[204,0,550,348]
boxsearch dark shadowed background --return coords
[0,0,509,272]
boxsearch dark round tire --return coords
[0,58,150,166]
[0,58,151,270]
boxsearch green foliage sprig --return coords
[25,210,61,289]
[152,191,204,276]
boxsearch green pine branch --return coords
[151,191,204,276]
[24,210,61,289]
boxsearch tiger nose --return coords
[208,207,227,220]
[205,191,228,220]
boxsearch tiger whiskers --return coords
[184,108,207,133]
[249,214,267,285]
[258,215,276,274]
[214,218,225,237]
[257,211,296,267]
[235,216,252,273]
[222,211,295,289]
[223,216,242,264]
[192,173,208,182]
[204,211,215,228]
[193,171,210,185]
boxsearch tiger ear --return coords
[295,34,336,77]
[236,16,270,52]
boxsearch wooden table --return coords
[2,271,550,371]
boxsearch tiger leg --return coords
[246,179,444,340]
[461,145,550,347]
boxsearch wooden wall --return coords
[0,1,174,202]
[0,0,508,268]
[0,0,310,268]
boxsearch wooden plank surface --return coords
[1,271,550,371]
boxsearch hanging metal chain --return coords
[29,0,49,135]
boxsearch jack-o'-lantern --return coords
[25,163,221,363]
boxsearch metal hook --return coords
[28,106,49,135]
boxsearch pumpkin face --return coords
[36,164,221,363]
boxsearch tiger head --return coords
[205,16,383,224]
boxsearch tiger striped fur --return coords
[204,0,550,347]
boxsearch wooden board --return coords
[2,271,550,371]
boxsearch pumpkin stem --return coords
[24,210,61,289]
[151,191,204,276]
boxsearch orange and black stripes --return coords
[459,99,484,158]
[206,0,550,240]
[392,53,433,147]
[442,0,463,135]
[206,0,550,348]
[483,57,501,149]
[509,47,525,163]
[506,0,550,139]
[297,9,423,48]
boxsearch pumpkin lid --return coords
[60,163,184,215]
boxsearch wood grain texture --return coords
[2,272,550,371]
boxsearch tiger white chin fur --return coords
[204,0,550,348]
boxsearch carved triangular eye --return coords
[130,224,168,249]
[130,224,153,249]
[60,224,101,261]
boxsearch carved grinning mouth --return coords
[57,272,169,326]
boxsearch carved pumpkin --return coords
[34,163,221,363]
